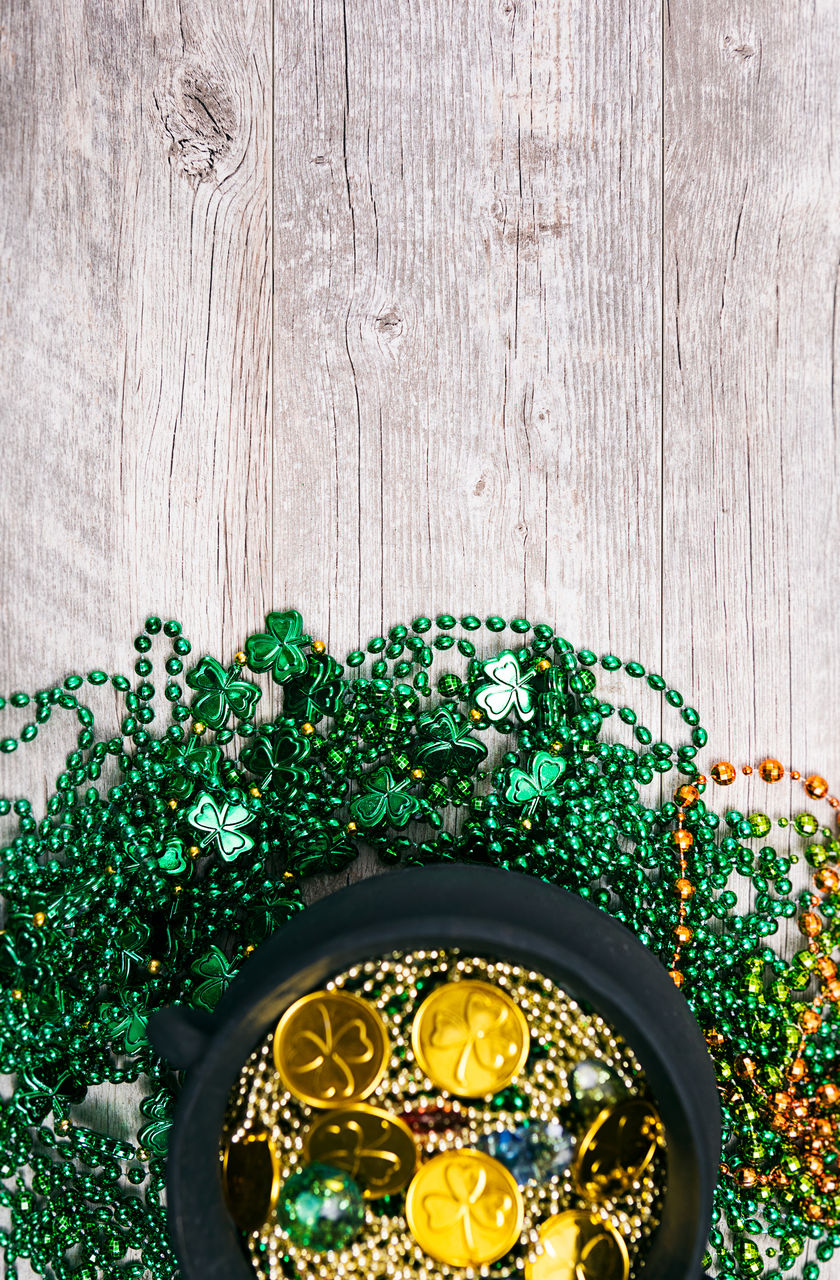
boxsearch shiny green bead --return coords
[485,615,506,632]
[277,1164,363,1250]
[347,651,365,667]
[412,616,432,633]
[748,813,772,838]
[794,812,819,836]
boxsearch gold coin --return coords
[572,1099,661,1200]
[405,1148,524,1267]
[525,1210,629,1280]
[222,1129,281,1234]
[273,989,389,1108]
[411,979,529,1097]
[304,1104,418,1197]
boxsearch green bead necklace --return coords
[0,610,837,1280]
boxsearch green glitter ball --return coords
[276,1163,364,1251]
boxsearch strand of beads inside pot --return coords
[221,949,666,1279]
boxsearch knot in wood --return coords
[156,64,236,182]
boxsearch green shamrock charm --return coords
[186,792,254,861]
[185,656,261,730]
[241,723,311,797]
[283,653,345,724]
[189,945,238,1011]
[504,750,567,808]
[413,706,488,776]
[350,766,420,829]
[103,1001,150,1054]
[245,609,310,683]
[138,1091,174,1158]
[156,836,188,876]
[474,651,535,723]
[159,735,222,800]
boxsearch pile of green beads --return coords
[0,608,836,1280]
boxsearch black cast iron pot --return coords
[150,865,720,1280]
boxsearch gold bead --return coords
[311,640,326,654]
[234,651,247,665]
[469,709,483,722]
[735,1055,757,1079]
[244,944,256,956]
[32,912,46,928]
[346,821,358,835]
[148,960,162,975]
[737,1166,758,1188]
[789,1058,807,1082]
[805,775,829,799]
[675,784,699,807]
[674,923,693,945]
[536,658,551,672]
[758,758,784,783]
[173,885,183,895]
[672,829,694,852]
[801,1008,821,1034]
[301,722,315,736]
[106,865,116,875]
[742,765,753,775]
[167,798,178,810]
[249,786,261,798]
[818,1082,840,1106]
[521,818,532,830]
[817,956,837,980]
[816,867,840,893]
[11,989,23,1000]
[410,768,425,780]
[283,870,295,881]
[711,762,736,786]
[192,721,206,736]
[189,846,201,859]
[549,740,564,754]
[674,878,695,900]
[669,969,684,988]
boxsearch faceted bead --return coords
[794,812,819,836]
[276,1163,364,1251]
[711,762,736,785]
[569,1059,628,1123]
[758,758,785,783]
[805,775,829,799]
[748,812,772,838]
[476,1121,574,1185]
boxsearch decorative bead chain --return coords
[0,610,836,1280]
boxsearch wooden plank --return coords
[664,3,840,813]
[0,0,272,725]
[272,0,663,671]
[0,2,272,1264]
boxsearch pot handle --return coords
[148,1006,217,1070]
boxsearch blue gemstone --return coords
[477,1121,574,1185]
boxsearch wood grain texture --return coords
[664,0,840,841]
[2,0,840,1272]
[272,0,662,663]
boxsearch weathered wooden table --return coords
[1,1,839,1275]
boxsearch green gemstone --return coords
[570,1058,628,1123]
[277,1164,364,1250]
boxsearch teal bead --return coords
[276,1164,364,1250]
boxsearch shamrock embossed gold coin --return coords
[273,989,389,1108]
[405,1148,524,1267]
[411,978,529,1096]
[303,1104,418,1197]
[221,1130,281,1235]
[573,1099,660,1200]
[525,1210,630,1280]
